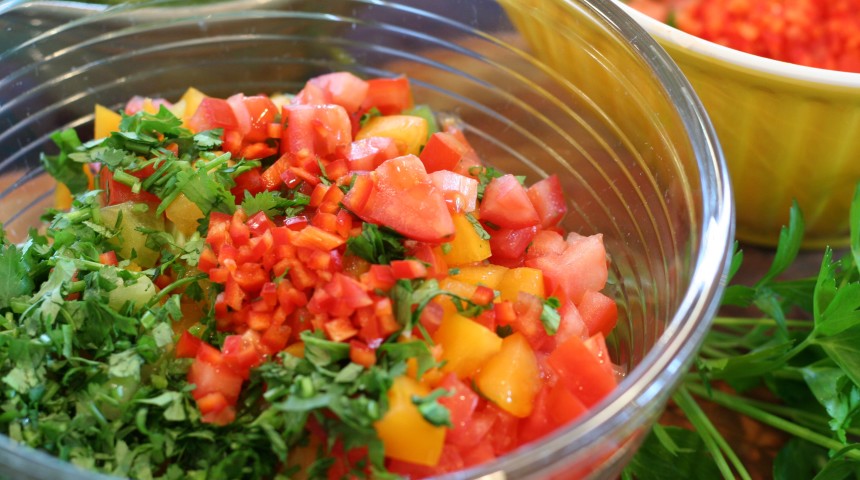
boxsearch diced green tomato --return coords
[105,270,156,311]
[99,201,164,268]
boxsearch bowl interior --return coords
[0,0,733,478]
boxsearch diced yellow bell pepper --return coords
[165,193,205,236]
[355,115,428,156]
[450,264,508,289]
[283,342,305,358]
[374,376,446,466]
[95,104,122,140]
[433,313,502,379]
[179,87,207,121]
[496,267,545,302]
[434,277,477,320]
[441,213,492,266]
[475,332,542,418]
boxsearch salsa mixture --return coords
[0,72,620,479]
[629,0,860,73]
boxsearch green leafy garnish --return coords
[541,296,562,335]
[412,388,453,427]
[625,182,860,479]
[346,223,407,265]
[241,190,310,219]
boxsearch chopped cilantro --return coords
[346,223,407,265]
[241,190,310,219]
[412,388,453,427]
[541,296,562,335]
[359,107,382,128]
[464,212,491,240]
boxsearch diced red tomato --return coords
[527,175,568,229]
[243,95,279,142]
[231,168,267,198]
[488,225,538,260]
[428,170,478,213]
[547,333,617,408]
[526,232,608,305]
[188,97,239,133]
[419,132,470,173]
[280,104,352,159]
[99,168,161,207]
[175,330,204,358]
[346,136,399,171]
[342,155,455,243]
[307,72,369,114]
[578,290,618,338]
[361,76,413,115]
[480,174,540,229]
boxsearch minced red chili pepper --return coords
[630,0,860,73]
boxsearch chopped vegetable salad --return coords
[0,72,620,479]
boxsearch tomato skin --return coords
[361,76,413,115]
[488,225,538,260]
[578,290,618,338]
[188,97,239,133]
[343,155,455,243]
[230,168,267,198]
[346,136,399,171]
[175,331,204,358]
[527,174,568,229]
[547,333,617,408]
[527,232,609,305]
[241,95,279,142]
[419,132,470,173]
[437,373,479,437]
[480,174,541,229]
[281,104,352,158]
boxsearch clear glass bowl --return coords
[0,0,734,478]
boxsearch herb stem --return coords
[712,316,813,329]
[673,387,752,480]
[685,382,859,459]
[144,274,207,309]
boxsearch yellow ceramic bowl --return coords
[599,2,860,248]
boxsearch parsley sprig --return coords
[624,185,860,479]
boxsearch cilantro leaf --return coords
[0,242,34,310]
[40,128,89,194]
[541,296,562,335]
[346,223,406,265]
[464,212,490,240]
[359,107,382,128]
[412,388,452,427]
[241,190,310,219]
